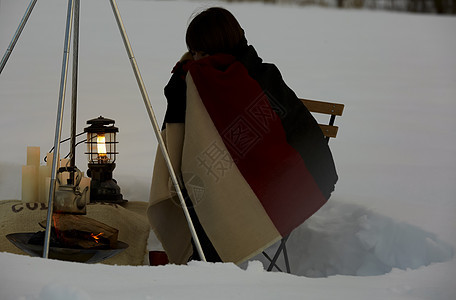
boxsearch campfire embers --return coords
[29,214,119,250]
[7,232,128,264]
[6,214,128,263]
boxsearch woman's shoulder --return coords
[238,46,281,75]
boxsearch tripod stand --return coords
[0,0,206,262]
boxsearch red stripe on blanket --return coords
[189,55,326,236]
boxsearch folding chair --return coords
[263,98,345,273]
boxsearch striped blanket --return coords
[148,47,338,264]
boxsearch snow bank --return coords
[1,251,456,300]
[253,201,453,277]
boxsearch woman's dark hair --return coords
[186,7,246,55]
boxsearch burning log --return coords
[31,215,119,249]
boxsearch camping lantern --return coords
[84,116,125,203]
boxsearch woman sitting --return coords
[148,7,338,265]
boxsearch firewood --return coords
[39,215,118,249]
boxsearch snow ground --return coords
[1,0,456,299]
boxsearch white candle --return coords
[46,153,53,167]
[43,177,61,202]
[44,177,52,203]
[38,166,49,203]
[22,165,38,202]
[27,147,40,167]
[46,152,59,170]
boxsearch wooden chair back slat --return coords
[319,124,339,138]
[300,98,344,139]
[300,98,344,116]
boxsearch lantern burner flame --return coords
[97,134,107,157]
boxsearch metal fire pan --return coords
[6,233,128,264]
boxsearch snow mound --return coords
[253,201,454,277]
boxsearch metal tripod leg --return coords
[43,0,75,258]
[108,0,207,262]
[0,0,38,74]
[69,0,80,183]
